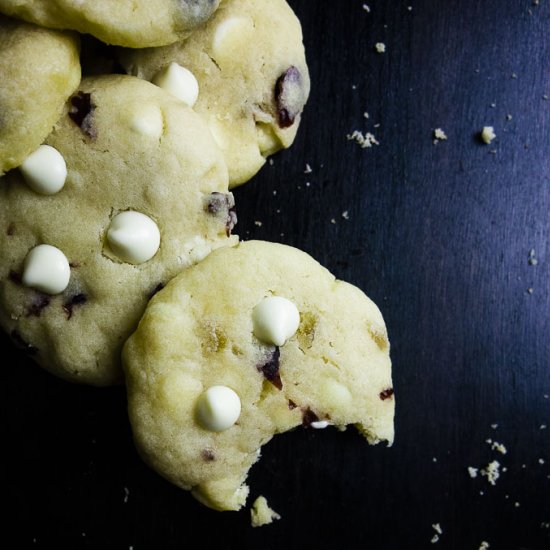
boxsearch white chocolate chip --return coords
[106,211,160,265]
[152,62,199,107]
[22,244,71,295]
[19,145,67,195]
[211,16,255,67]
[129,104,163,139]
[252,296,300,347]
[310,420,330,429]
[196,385,241,432]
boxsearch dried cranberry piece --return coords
[201,449,216,462]
[275,66,304,128]
[257,347,282,390]
[63,293,87,319]
[379,388,394,400]
[26,295,51,317]
[69,92,96,139]
[204,192,237,237]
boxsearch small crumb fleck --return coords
[479,490,485,495]
[541,424,547,430]
[304,163,312,174]
[468,466,478,478]
[511,72,518,79]
[407,6,413,11]
[491,423,498,429]
[305,181,310,187]
[352,84,357,90]
[481,460,501,486]
[543,94,549,100]
[490,103,496,108]
[364,112,370,119]
[514,502,520,508]
[527,288,534,294]
[254,220,263,227]
[375,42,386,54]
[432,457,438,463]
[431,535,439,544]
[342,210,349,220]
[272,190,277,195]
[541,522,550,529]
[539,458,545,465]
[522,464,527,469]
[330,218,336,224]
[506,114,513,121]
[433,128,447,143]
[545,394,549,399]
[432,523,442,535]
[123,487,130,503]
[268,158,274,166]
[481,126,496,144]
[362,3,371,12]
[528,249,538,266]
[479,542,490,550]
[346,130,379,148]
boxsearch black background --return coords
[1,1,549,548]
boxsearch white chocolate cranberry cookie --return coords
[123,241,393,511]
[0,0,220,48]
[0,15,80,175]
[0,74,237,386]
[120,0,310,187]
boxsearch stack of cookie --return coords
[0,0,394,521]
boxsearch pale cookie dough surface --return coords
[0,74,237,386]
[0,15,80,175]
[123,241,393,511]
[0,0,220,48]
[120,0,310,187]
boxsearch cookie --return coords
[123,241,393,511]
[0,74,237,386]
[0,0,220,48]
[120,0,310,187]
[0,15,80,175]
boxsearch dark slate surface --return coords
[1,1,549,548]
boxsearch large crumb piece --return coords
[433,128,447,144]
[479,542,490,550]
[375,42,386,53]
[346,130,379,148]
[250,496,281,527]
[481,126,496,144]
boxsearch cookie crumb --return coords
[468,466,478,478]
[375,42,386,53]
[250,496,281,527]
[432,523,442,535]
[304,163,312,174]
[479,542,490,550]
[346,130,379,148]
[541,424,547,430]
[481,126,496,144]
[491,423,498,429]
[514,501,520,508]
[539,458,545,465]
[506,114,513,121]
[254,220,263,227]
[362,3,371,12]
[123,487,129,503]
[341,210,349,220]
[528,249,538,266]
[433,128,447,143]
[490,441,507,455]
[481,460,501,485]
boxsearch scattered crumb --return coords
[481,126,496,144]
[407,6,413,11]
[539,458,545,465]
[511,72,518,79]
[481,460,501,486]
[479,490,484,495]
[543,94,549,100]
[527,288,534,294]
[304,163,312,174]
[254,220,263,227]
[352,84,357,90]
[491,423,498,429]
[432,523,442,535]
[305,181,310,187]
[490,441,507,455]
[479,542,490,550]
[276,209,281,214]
[432,457,438,463]
[272,190,277,195]
[522,464,526,469]
[514,502,520,508]
[346,130,379,148]
[541,522,550,529]
[250,496,281,528]
[431,535,439,544]
[506,114,513,121]
[433,128,447,143]
[490,103,496,108]
[268,158,274,166]
[528,249,538,266]
[330,218,336,224]
[362,3,371,12]
[123,487,129,504]
[364,112,370,119]
[541,424,547,430]
[468,467,479,478]
[375,42,386,54]
[373,123,381,128]
[341,211,349,220]
[545,394,549,399]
